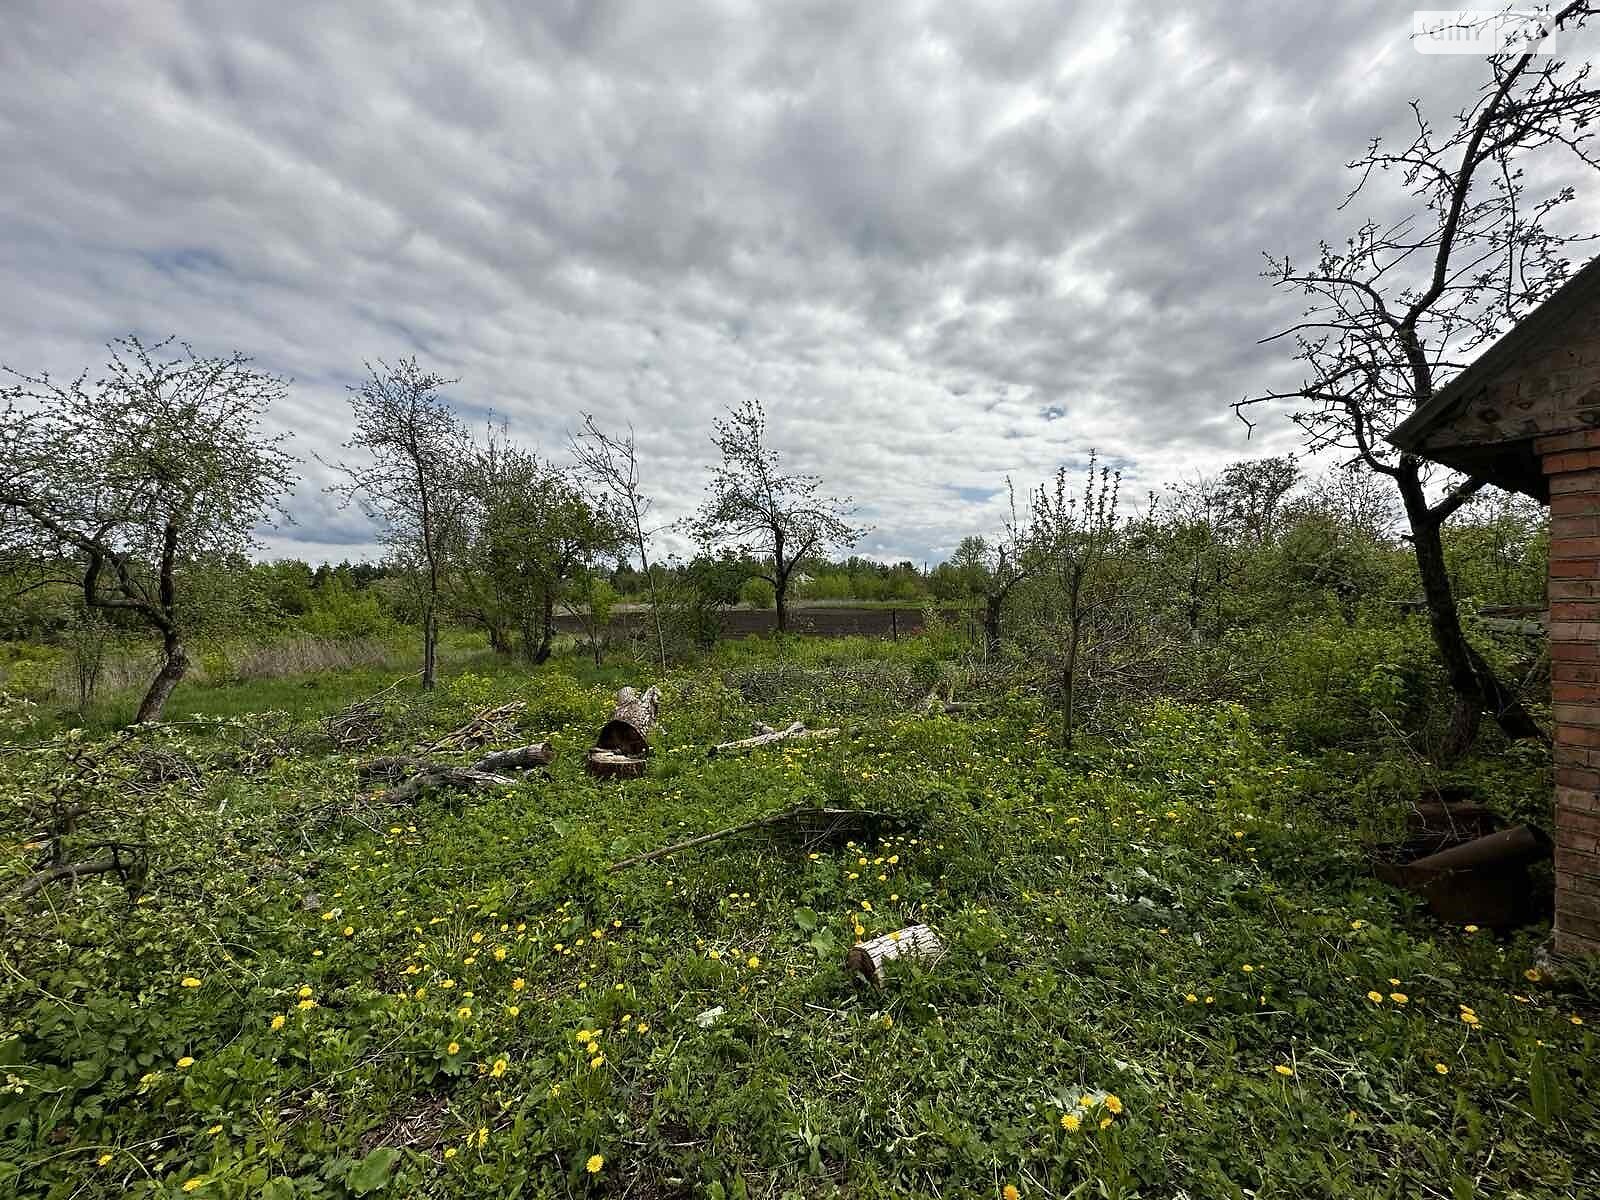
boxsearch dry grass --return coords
[47,635,408,704]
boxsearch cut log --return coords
[709,720,840,757]
[847,924,945,986]
[585,748,649,780]
[595,685,660,756]
[474,743,555,772]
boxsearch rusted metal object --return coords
[1375,823,1553,928]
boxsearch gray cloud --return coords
[2,1,1595,564]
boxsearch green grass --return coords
[1,642,1596,1198]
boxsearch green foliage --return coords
[738,576,775,608]
[301,578,394,641]
[0,635,1587,1199]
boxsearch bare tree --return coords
[323,358,469,691]
[0,337,298,722]
[570,415,667,670]
[975,480,1040,657]
[1031,455,1122,749]
[690,397,866,633]
[1240,2,1599,757]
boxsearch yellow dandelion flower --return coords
[1003,1186,1020,1200]
[1274,1065,1293,1077]
[1366,991,1384,1004]
[297,998,316,1010]
[182,1180,205,1193]
[443,1147,457,1160]
[1060,1112,1080,1131]
[176,1056,195,1069]
[1460,1011,1480,1026]
[590,1054,605,1069]
[1434,1062,1450,1074]
[97,1153,113,1166]
[270,1015,286,1031]
[1099,1116,1113,1129]
[511,978,526,992]
[342,926,353,938]
[297,985,313,999]
[587,1154,605,1174]
[493,947,506,961]
[490,1057,507,1078]
[1104,1094,1123,1114]
[747,956,760,969]
[447,1041,460,1055]
[457,1006,473,1020]
[476,1127,488,1147]
[1571,1015,1585,1026]
[1390,993,1408,1004]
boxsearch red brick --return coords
[1556,845,1600,879]
[1557,805,1600,835]
[1554,702,1600,728]
[1537,430,1600,454]
[1551,559,1600,578]
[1550,578,1600,600]
[1553,661,1600,682]
[1550,601,1600,621]
[1550,536,1600,559]
[1550,621,1600,642]
[1560,888,1600,922]
[1541,449,1600,474]
[1555,784,1600,812]
[1551,513,1600,538]
[1548,469,1600,494]
[1554,683,1600,703]
[1552,493,1600,516]
[1556,911,1600,948]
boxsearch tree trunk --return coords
[421,609,438,691]
[133,636,188,724]
[775,574,789,634]
[532,589,554,665]
[1397,461,1542,759]
[983,592,1003,658]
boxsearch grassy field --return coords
[2,637,1597,1198]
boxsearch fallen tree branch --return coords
[417,701,528,754]
[608,805,897,872]
[365,742,555,804]
[14,841,149,901]
[709,721,840,757]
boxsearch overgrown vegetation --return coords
[0,632,1593,1199]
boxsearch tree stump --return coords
[585,748,649,780]
[847,924,944,986]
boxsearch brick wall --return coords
[1539,429,1600,956]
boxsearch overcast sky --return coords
[2,2,1595,565]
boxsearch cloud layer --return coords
[2,2,1593,563]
